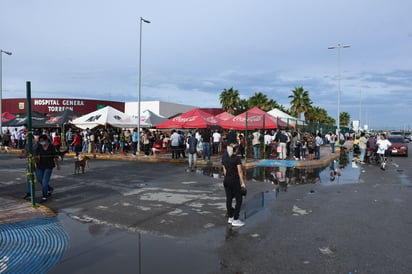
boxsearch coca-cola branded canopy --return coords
[219,107,288,130]
[214,111,234,122]
[156,108,218,129]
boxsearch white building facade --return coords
[124,101,197,119]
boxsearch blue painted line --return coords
[0,217,69,274]
[256,159,298,168]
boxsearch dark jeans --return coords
[225,186,243,220]
[171,145,179,159]
[36,168,53,198]
[132,141,138,155]
[213,142,219,155]
[315,146,320,159]
[203,142,211,160]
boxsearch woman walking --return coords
[222,143,246,227]
[34,134,60,202]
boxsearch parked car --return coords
[387,136,408,156]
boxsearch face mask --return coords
[39,141,47,146]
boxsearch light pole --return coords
[137,17,150,152]
[328,43,350,135]
[0,49,12,131]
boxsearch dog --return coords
[74,155,90,174]
[57,150,69,162]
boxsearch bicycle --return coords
[377,150,389,170]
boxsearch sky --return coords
[1,0,412,130]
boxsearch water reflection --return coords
[244,150,359,187]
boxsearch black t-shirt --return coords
[202,131,211,143]
[35,144,57,169]
[222,155,241,188]
[226,131,237,145]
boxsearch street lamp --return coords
[137,17,150,152]
[328,43,350,135]
[0,49,12,131]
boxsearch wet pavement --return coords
[1,144,412,273]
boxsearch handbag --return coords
[241,186,247,196]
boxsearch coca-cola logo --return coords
[204,117,218,123]
[173,116,198,122]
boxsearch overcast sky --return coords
[1,0,411,130]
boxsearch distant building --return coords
[125,101,197,118]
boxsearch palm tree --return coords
[235,99,249,115]
[288,87,312,121]
[340,112,351,127]
[247,92,279,111]
[219,87,240,114]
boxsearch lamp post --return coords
[0,49,12,131]
[328,43,350,135]
[137,17,150,152]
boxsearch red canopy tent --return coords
[219,107,288,130]
[156,108,219,129]
[214,111,234,122]
[1,112,16,124]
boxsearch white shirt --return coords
[212,132,221,143]
[376,139,391,154]
[264,134,273,145]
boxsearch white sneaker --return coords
[231,219,245,227]
[228,217,234,224]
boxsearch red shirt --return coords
[72,135,81,146]
[53,135,61,146]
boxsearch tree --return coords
[247,92,279,111]
[307,106,335,125]
[219,87,240,115]
[340,112,351,127]
[288,87,312,121]
[235,99,249,115]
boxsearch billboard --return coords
[2,98,124,115]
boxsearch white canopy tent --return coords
[71,106,146,129]
[267,108,303,127]
[133,109,168,127]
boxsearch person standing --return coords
[170,130,180,159]
[252,129,261,160]
[187,132,198,171]
[275,130,288,160]
[264,130,273,159]
[314,133,323,159]
[65,128,73,152]
[358,132,368,164]
[222,143,246,227]
[329,132,336,154]
[131,128,139,157]
[202,129,212,161]
[34,135,60,202]
[212,130,221,155]
[71,131,82,158]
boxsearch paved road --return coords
[1,145,411,273]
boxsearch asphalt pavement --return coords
[1,145,411,273]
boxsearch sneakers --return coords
[40,197,48,203]
[23,193,31,200]
[228,217,234,224]
[231,219,245,227]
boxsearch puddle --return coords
[51,213,220,274]
[243,151,360,186]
